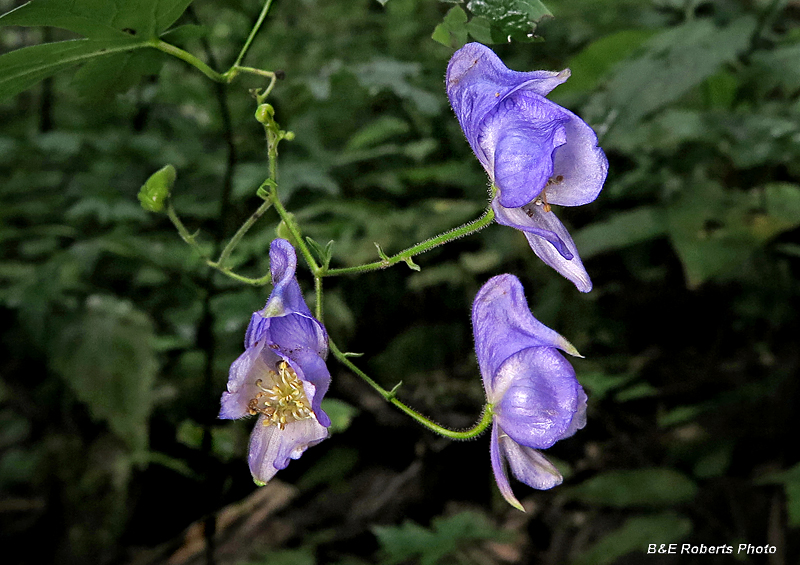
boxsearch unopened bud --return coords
[255,103,274,124]
[138,164,176,212]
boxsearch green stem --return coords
[216,268,272,286]
[167,201,212,259]
[232,0,276,69]
[150,39,225,82]
[323,205,495,277]
[314,275,323,321]
[270,193,319,273]
[216,195,273,270]
[168,201,272,286]
[328,339,493,440]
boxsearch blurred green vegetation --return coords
[1,0,799,564]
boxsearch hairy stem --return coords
[323,206,495,277]
[328,339,493,440]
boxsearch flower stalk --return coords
[328,339,493,441]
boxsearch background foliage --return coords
[1,0,799,563]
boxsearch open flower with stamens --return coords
[473,274,587,510]
[220,239,331,485]
[447,43,608,292]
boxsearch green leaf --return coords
[693,441,734,479]
[658,404,707,428]
[572,513,692,565]
[0,37,145,101]
[353,58,442,116]
[466,0,552,42]
[565,468,698,508]
[667,182,800,287]
[601,16,757,134]
[578,371,636,401]
[431,5,469,48]
[374,511,509,565]
[346,116,410,151]
[320,398,359,434]
[72,49,163,100]
[464,16,508,45]
[159,23,208,44]
[758,462,800,528]
[51,295,158,455]
[614,382,658,402]
[573,206,667,259]
[0,0,194,38]
[751,43,800,94]
[551,29,657,98]
[0,0,194,99]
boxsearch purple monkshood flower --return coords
[447,43,608,292]
[220,238,331,485]
[473,274,587,510]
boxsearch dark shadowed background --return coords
[1,0,799,563]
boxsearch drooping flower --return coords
[472,274,587,510]
[220,238,332,485]
[447,43,608,292]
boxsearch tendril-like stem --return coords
[322,204,496,277]
[328,339,493,440]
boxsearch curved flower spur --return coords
[220,238,332,485]
[473,274,587,510]
[447,43,608,292]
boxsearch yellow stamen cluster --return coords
[247,361,313,430]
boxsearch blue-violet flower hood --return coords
[220,238,331,485]
[473,274,587,509]
[448,43,608,292]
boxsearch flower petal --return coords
[492,199,571,257]
[493,347,584,449]
[219,340,278,420]
[258,238,312,322]
[490,424,524,511]
[248,415,328,484]
[286,348,332,428]
[499,431,563,490]
[561,387,588,440]
[482,92,570,209]
[546,109,608,207]
[267,313,327,357]
[472,274,580,393]
[493,202,592,293]
[446,42,569,169]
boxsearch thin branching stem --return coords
[323,206,495,277]
[232,0,276,69]
[328,339,493,440]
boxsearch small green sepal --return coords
[403,256,421,271]
[305,237,335,269]
[387,381,403,399]
[257,178,277,200]
[374,242,390,263]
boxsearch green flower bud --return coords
[138,165,176,212]
[275,213,299,246]
[255,103,275,125]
